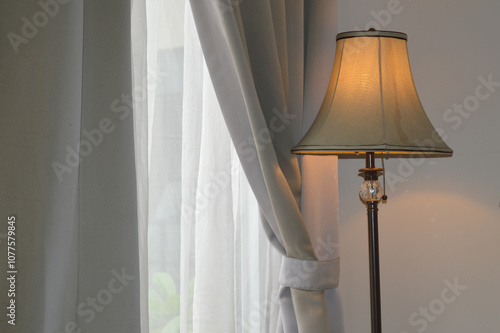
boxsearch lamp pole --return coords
[360,152,383,333]
[290,29,454,333]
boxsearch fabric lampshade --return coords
[292,30,453,156]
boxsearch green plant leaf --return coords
[165,294,180,316]
[189,278,195,296]
[162,315,180,333]
[153,272,177,298]
[149,297,164,312]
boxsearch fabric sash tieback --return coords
[279,256,340,291]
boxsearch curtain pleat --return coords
[131,0,150,330]
[144,1,282,332]
[189,0,344,331]
[0,1,141,332]
[180,2,204,331]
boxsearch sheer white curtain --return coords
[141,1,281,332]
[187,0,343,331]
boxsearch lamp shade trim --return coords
[293,30,453,157]
[336,30,407,41]
[291,145,453,155]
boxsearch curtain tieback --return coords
[279,256,339,291]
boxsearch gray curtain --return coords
[189,0,344,331]
[0,1,141,332]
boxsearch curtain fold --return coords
[189,0,343,331]
[131,0,150,331]
[0,0,343,331]
[0,1,141,332]
[144,1,282,332]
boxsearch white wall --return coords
[337,1,500,332]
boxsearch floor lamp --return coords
[292,30,453,333]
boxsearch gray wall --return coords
[337,1,500,332]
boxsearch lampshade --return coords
[292,30,453,156]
